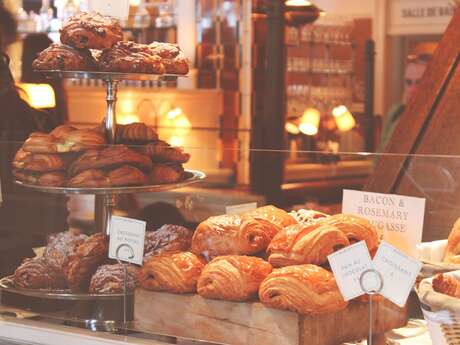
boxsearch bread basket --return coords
[418,240,460,280]
[417,271,460,345]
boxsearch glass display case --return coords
[1,137,457,345]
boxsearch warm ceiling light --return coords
[285,121,300,135]
[285,0,312,6]
[332,105,356,132]
[18,83,56,109]
[299,107,320,136]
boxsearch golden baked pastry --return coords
[50,125,78,139]
[259,264,348,315]
[148,42,189,75]
[197,255,272,301]
[267,223,350,267]
[245,205,298,230]
[68,145,153,176]
[139,252,205,294]
[116,123,158,144]
[144,224,193,259]
[108,165,148,186]
[67,169,111,188]
[14,257,66,290]
[64,233,109,292]
[432,273,460,298]
[12,149,69,172]
[22,132,60,153]
[13,170,66,187]
[98,41,165,74]
[89,264,140,294]
[444,218,460,264]
[318,214,379,253]
[150,163,185,184]
[60,12,123,50]
[289,209,329,225]
[192,214,278,258]
[140,141,190,163]
[32,43,96,71]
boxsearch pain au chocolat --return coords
[197,255,272,302]
[267,223,350,268]
[60,12,123,50]
[32,43,96,71]
[139,252,205,294]
[259,264,348,315]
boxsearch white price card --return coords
[372,241,422,307]
[342,189,426,257]
[226,202,257,215]
[88,0,130,20]
[327,241,373,301]
[109,216,146,265]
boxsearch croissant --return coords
[444,218,460,264]
[13,170,66,187]
[139,252,205,294]
[267,223,350,267]
[432,274,460,298]
[318,214,379,253]
[67,169,111,188]
[108,165,148,186]
[192,214,278,258]
[22,132,60,153]
[50,125,77,139]
[197,255,272,301]
[12,149,69,172]
[144,224,193,259]
[245,205,298,230]
[259,264,348,315]
[57,129,107,153]
[116,123,158,144]
[150,163,185,184]
[140,141,190,163]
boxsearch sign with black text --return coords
[342,190,425,257]
[109,216,146,265]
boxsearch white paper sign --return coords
[327,241,373,301]
[342,189,426,257]
[226,202,257,215]
[88,0,130,20]
[373,241,422,307]
[109,216,146,265]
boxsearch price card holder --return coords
[359,269,384,345]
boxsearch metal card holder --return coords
[115,243,135,332]
[359,269,384,345]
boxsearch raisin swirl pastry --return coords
[89,264,140,294]
[259,264,348,315]
[267,223,350,267]
[144,225,193,259]
[64,233,109,292]
[139,252,205,294]
[192,214,279,258]
[60,12,123,50]
[98,41,165,74]
[318,214,379,254]
[197,255,272,301]
[68,145,153,176]
[14,257,66,290]
[44,230,88,275]
[32,43,96,71]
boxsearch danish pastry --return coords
[14,258,66,290]
[444,218,460,264]
[267,223,350,267]
[98,41,165,74]
[32,43,96,71]
[197,255,272,301]
[318,214,379,253]
[64,233,109,292]
[144,224,193,259]
[68,145,152,176]
[192,214,277,258]
[89,264,140,294]
[259,264,348,315]
[139,252,204,294]
[60,12,123,50]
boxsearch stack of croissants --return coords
[12,122,191,188]
[13,206,381,316]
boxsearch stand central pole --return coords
[95,79,119,234]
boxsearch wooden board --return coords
[365,8,460,241]
[134,289,408,345]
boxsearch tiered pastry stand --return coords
[0,70,205,332]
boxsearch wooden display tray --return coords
[134,289,408,345]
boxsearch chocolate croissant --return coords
[197,255,272,301]
[432,273,460,298]
[192,214,279,258]
[139,252,205,294]
[259,264,348,315]
[144,224,193,259]
[267,223,350,267]
[89,264,140,294]
[444,218,460,264]
[318,214,379,253]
